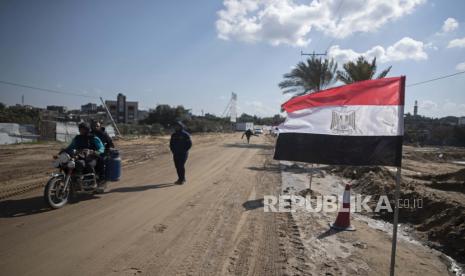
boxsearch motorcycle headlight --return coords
[67,160,76,168]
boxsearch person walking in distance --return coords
[170,121,192,184]
[242,129,255,144]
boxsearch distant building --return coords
[105,93,138,124]
[79,112,108,124]
[413,100,418,116]
[459,117,465,126]
[47,105,67,113]
[14,104,37,110]
[138,110,149,121]
[81,103,98,113]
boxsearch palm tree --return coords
[279,57,337,96]
[337,56,391,84]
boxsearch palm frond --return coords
[338,56,392,83]
[376,65,392,79]
[278,57,337,95]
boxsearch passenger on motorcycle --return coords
[90,121,114,151]
[65,122,105,186]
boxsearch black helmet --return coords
[78,122,91,132]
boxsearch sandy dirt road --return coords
[0,134,285,276]
[0,134,460,276]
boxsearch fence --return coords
[0,121,115,145]
[0,123,38,145]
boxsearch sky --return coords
[0,0,464,118]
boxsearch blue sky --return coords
[0,0,464,118]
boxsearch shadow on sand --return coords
[317,228,343,239]
[223,143,274,150]
[0,193,98,218]
[109,183,176,193]
[242,198,264,211]
[247,165,281,173]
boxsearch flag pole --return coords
[308,164,314,190]
[389,167,402,276]
[390,75,405,276]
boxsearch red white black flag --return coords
[274,77,405,166]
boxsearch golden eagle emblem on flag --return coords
[330,110,356,134]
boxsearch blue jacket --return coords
[66,134,105,155]
[170,130,192,155]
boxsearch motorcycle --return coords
[44,149,106,209]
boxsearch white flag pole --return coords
[389,167,402,276]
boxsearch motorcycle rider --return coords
[91,121,114,151]
[169,121,192,184]
[65,122,105,187]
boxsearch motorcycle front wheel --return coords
[44,176,70,209]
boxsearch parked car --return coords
[254,128,263,135]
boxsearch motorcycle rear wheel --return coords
[44,176,70,209]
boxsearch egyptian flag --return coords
[274,76,405,167]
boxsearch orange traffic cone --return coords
[330,183,355,231]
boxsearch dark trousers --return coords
[95,155,105,179]
[77,156,104,180]
[76,158,97,174]
[173,153,188,181]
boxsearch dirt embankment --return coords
[0,133,233,199]
[326,145,465,264]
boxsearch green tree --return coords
[0,105,39,125]
[279,57,337,96]
[140,105,190,128]
[337,56,391,84]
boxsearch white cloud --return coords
[216,0,425,46]
[441,100,465,117]
[456,62,465,71]
[441,17,459,33]
[424,42,438,51]
[419,100,437,111]
[328,37,428,63]
[416,100,465,117]
[411,99,465,118]
[447,37,465,48]
[244,100,278,116]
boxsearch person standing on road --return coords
[170,121,192,184]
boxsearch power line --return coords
[406,70,465,87]
[0,80,99,99]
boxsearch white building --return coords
[458,117,465,125]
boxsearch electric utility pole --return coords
[300,50,327,57]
